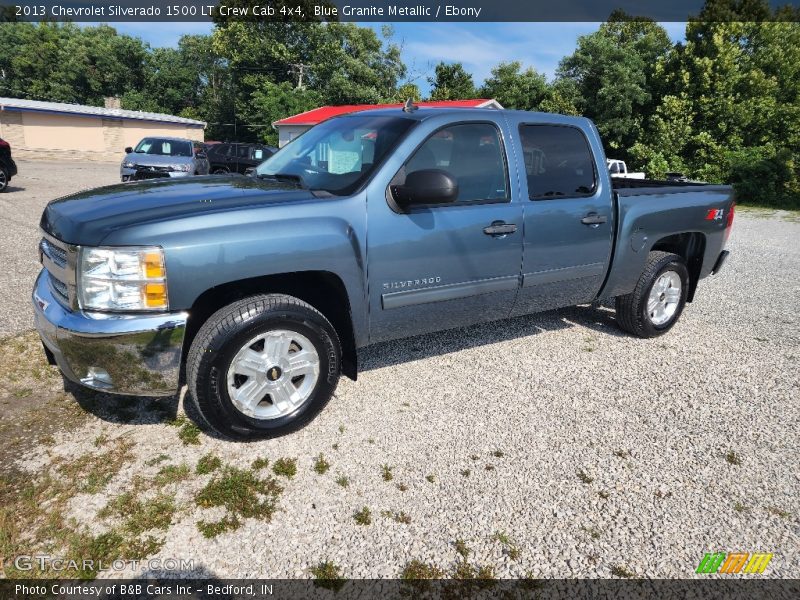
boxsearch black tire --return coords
[187,294,341,440]
[212,168,228,174]
[615,251,689,338]
[0,166,8,192]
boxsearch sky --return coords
[112,21,688,95]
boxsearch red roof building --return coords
[273,99,503,147]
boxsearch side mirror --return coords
[124,147,133,154]
[392,169,458,206]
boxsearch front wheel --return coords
[187,294,341,440]
[0,166,8,192]
[615,251,689,338]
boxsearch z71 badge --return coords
[705,208,725,221]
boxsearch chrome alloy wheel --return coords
[647,271,682,326]
[226,329,320,419]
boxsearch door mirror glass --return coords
[392,169,459,206]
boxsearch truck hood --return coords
[40,175,314,246]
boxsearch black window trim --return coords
[387,119,512,212]
[518,123,598,202]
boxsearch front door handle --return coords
[483,221,517,237]
[581,213,608,226]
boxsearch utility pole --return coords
[291,63,309,89]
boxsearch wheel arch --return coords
[650,232,706,302]
[182,270,358,382]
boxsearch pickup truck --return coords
[607,159,645,179]
[33,107,735,439]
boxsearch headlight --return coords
[122,161,137,169]
[78,246,168,311]
[173,163,191,172]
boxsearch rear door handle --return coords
[483,221,517,237]
[581,213,608,226]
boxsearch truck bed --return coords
[612,177,723,191]
[601,179,735,301]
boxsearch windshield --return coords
[134,138,193,157]
[256,115,416,195]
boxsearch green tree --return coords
[634,0,800,205]
[428,62,476,100]
[479,61,549,110]
[304,22,405,104]
[122,34,236,139]
[0,23,146,105]
[211,4,404,140]
[392,82,422,103]
[556,11,672,158]
[244,81,322,145]
[539,79,582,116]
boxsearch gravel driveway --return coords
[2,161,798,579]
[0,160,119,336]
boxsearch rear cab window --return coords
[519,125,597,200]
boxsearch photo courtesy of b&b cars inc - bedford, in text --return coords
[0,0,798,599]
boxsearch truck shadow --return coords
[66,379,180,427]
[64,304,627,431]
[358,303,627,372]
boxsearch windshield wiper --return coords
[258,173,306,189]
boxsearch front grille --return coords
[39,234,75,308]
[48,273,69,302]
[40,237,67,268]
[132,165,173,180]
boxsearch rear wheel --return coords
[0,166,8,192]
[212,168,228,174]
[187,294,341,440]
[615,251,689,338]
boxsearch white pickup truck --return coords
[608,159,645,179]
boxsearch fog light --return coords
[81,367,113,389]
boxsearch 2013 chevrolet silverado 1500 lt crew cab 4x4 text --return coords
[33,107,735,439]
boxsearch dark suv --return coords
[207,142,276,174]
[0,137,18,192]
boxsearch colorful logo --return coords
[696,552,774,574]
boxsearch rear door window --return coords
[519,125,596,199]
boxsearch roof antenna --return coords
[402,98,418,113]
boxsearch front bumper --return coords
[32,270,188,396]
[120,167,191,182]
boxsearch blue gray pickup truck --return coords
[33,107,735,439]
